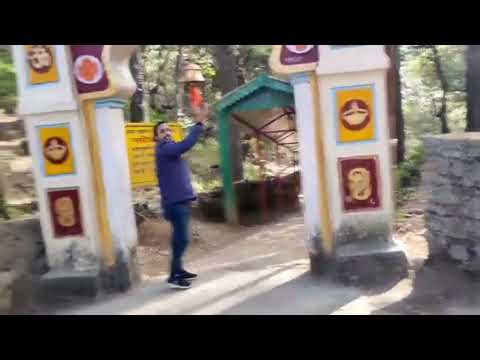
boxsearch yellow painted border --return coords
[82,100,115,267]
[269,45,319,75]
[74,45,138,268]
[309,73,334,255]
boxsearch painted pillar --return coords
[271,45,407,280]
[316,45,395,252]
[12,45,101,273]
[11,45,140,296]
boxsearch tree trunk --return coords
[386,45,406,164]
[393,45,406,163]
[213,45,244,181]
[431,46,450,134]
[466,45,480,131]
[141,45,149,122]
[129,49,145,122]
[175,45,185,118]
[438,95,449,134]
[0,172,9,220]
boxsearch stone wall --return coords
[423,133,480,268]
[0,217,47,314]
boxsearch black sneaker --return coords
[168,277,191,290]
[179,270,198,281]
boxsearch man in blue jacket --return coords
[154,107,208,289]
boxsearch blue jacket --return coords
[155,123,204,206]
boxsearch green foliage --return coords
[143,45,272,121]
[236,45,272,82]
[244,161,261,181]
[397,144,425,189]
[0,48,17,114]
[185,137,221,193]
[2,45,465,203]
[149,108,171,124]
[0,193,10,220]
[123,101,131,122]
[143,45,219,119]
[143,45,273,192]
[395,145,425,206]
[400,45,466,155]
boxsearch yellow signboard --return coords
[336,86,375,143]
[125,122,185,188]
[125,123,157,188]
[39,125,75,177]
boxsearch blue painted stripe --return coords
[95,99,127,109]
[289,73,310,85]
[329,45,365,50]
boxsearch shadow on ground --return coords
[52,256,409,315]
[219,272,358,315]
[49,211,414,315]
[372,257,480,315]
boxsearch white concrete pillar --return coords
[11,45,100,273]
[316,45,395,251]
[95,99,138,266]
[271,45,407,281]
[289,73,323,255]
[11,45,140,298]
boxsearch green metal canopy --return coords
[216,74,294,113]
[215,74,297,224]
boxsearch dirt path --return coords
[394,186,429,271]
[55,186,480,315]
[128,188,433,315]
[137,187,431,283]
[55,200,432,315]
[136,213,306,280]
[57,213,317,315]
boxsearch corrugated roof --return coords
[215,74,293,112]
[215,74,298,153]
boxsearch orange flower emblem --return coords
[78,58,99,82]
[286,45,314,55]
[294,45,307,52]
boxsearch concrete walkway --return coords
[56,215,414,315]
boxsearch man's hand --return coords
[191,104,209,125]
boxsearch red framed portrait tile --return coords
[47,188,84,238]
[338,156,381,213]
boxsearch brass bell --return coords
[178,62,205,84]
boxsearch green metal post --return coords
[218,109,239,224]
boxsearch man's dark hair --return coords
[153,121,166,142]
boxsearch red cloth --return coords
[189,85,204,109]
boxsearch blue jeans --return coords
[163,202,190,280]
